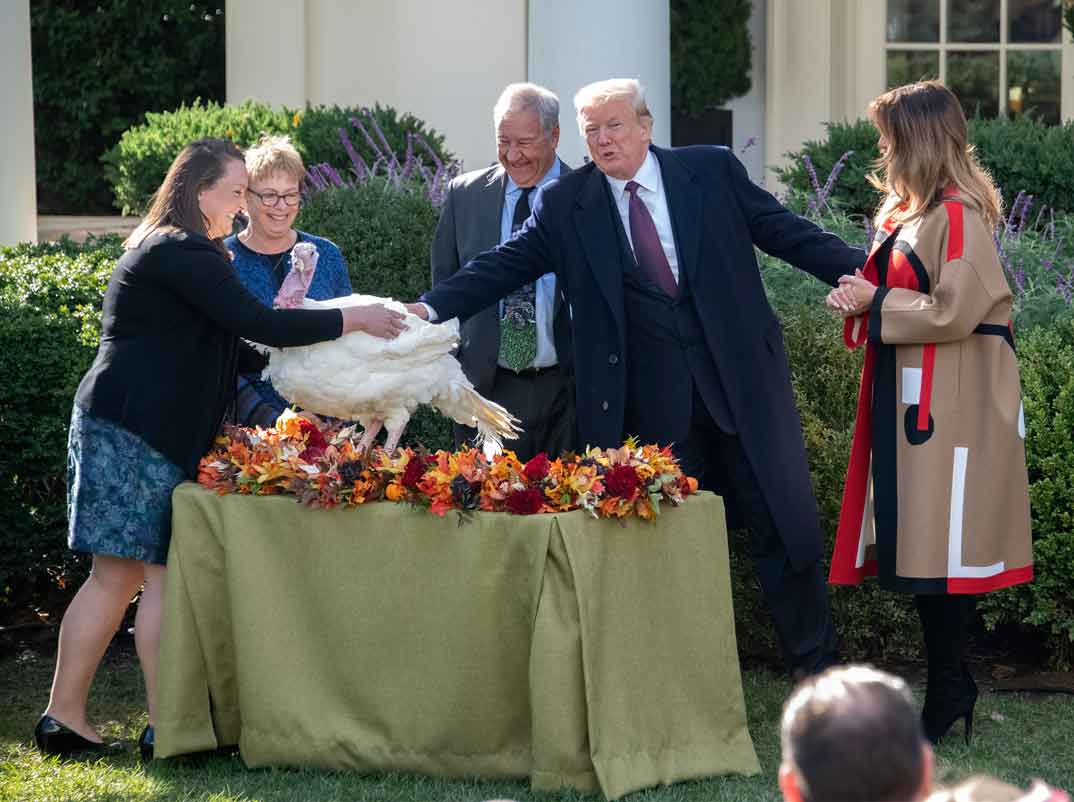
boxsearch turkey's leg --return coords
[383,424,407,454]
[357,420,383,453]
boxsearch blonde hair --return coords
[573,78,652,135]
[244,134,306,186]
[868,81,1001,229]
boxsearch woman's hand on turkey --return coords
[342,304,408,339]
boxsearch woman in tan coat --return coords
[826,81,1032,745]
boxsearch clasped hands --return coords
[826,269,876,318]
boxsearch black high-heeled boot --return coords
[33,715,125,758]
[138,724,154,761]
[915,594,978,745]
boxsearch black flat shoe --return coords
[33,715,124,758]
[138,725,154,762]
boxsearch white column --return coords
[1,0,37,245]
[724,1,768,184]
[527,0,671,169]
[227,0,307,108]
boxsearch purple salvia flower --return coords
[1005,190,1025,236]
[819,150,853,209]
[1017,194,1033,235]
[864,217,876,250]
[350,116,386,163]
[412,133,444,172]
[304,166,327,192]
[338,127,370,181]
[802,154,823,197]
[740,136,757,155]
[1013,262,1026,295]
[363,108,402,171]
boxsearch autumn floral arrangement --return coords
[197,410,698,519]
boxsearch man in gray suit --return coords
[430,83,573,461]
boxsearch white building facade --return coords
[3,0,1072,245]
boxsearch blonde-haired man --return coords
[411,78,866,675]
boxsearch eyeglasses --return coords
[247,188,302,208]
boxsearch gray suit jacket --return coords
[429,160,572,397]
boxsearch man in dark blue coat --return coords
[408,78,866,676]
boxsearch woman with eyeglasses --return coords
[225,135,354,427]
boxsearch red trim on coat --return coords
[944,198,964,261]
[946,564,1033,594]
[917,344,936,430]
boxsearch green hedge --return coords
[0,236,122,612]
[776,117,1074,220]
[670,0,752,115]
[3,205,1071,668]
[30,1,225,214]
[104,101,453,215]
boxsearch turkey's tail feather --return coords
[436,383,521,457]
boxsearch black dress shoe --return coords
[33,715,124,758]
[138,725,154,761]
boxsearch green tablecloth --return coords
[157,484,759,799]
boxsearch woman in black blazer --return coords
[33,138,406,759]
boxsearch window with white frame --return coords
[885,0,1064,123]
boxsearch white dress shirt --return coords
[604,150,680,283]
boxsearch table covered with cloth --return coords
[155,483,760,800]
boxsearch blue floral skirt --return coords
[67,405,187,565]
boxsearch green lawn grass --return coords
[2,645,1072,802]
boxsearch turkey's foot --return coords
[357,420,383,453]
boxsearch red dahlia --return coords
[522,452,551,482]
[505,487,545,515]
[605,465,641,499]
[401,457,427,489]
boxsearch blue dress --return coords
[224,231,353,427]
[67,404,187,565]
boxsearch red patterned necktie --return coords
[625,180,678,297]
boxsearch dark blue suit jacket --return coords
[423,145,866,566]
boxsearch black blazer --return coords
[75,231,342,476]
[423,146,867,567]
[429,160,572,397]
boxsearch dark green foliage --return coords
[0,236,122,615]
[969,117,1074,216]
[296,179,452,451]
[670,0,752,115]
[777,117,1074,219]
[104,101,454,216]
[29,1,225,214]
[103,100,293,216]
[978,322,1074,669]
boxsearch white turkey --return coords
[257,241,521,455]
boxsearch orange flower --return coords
[385,483,406,502]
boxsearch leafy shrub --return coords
[777,117,1074,219]
[0,236,122,615]
[103,100,294,215]
[30,1,225,214]
[979,321,1074,668]
[671,0,752,115]
[104,101,454,215]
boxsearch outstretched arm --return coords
[727,152,866,286]
[418,193,555,321]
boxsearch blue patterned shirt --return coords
[225,230,353,425]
